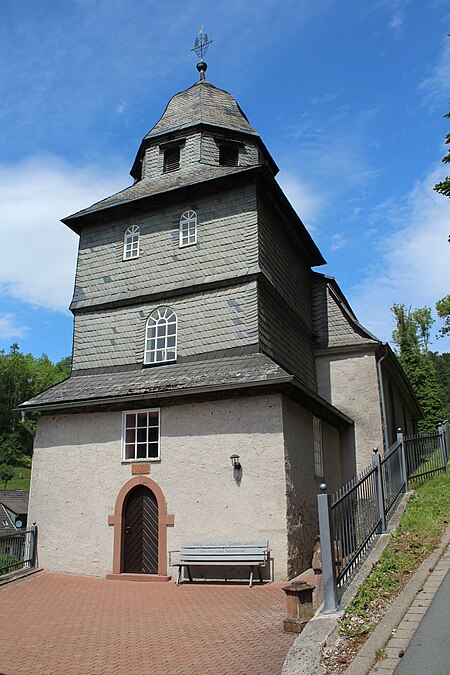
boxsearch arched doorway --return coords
[108,476,174,581]
[123,485,158,574]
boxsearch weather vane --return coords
[191,27,212,80]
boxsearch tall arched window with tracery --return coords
[144,307,177,364]
[179,210,197,247]
[123,225,140,260]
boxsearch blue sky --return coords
[0,0,449,362]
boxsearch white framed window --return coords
[179,210,197,247]
[144,307,177,365]
[122,409,160,461]
[123,225,140,260]
[313,416,324,479]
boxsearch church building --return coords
[20,52,420,582]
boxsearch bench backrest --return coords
[179,541,268,564]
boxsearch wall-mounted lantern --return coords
[230,454,241,471]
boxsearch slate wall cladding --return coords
[257,191,314,332]
[72,182,258,308]
[72,281,259,370]
[141,131,260,180]
[258,281,317,391]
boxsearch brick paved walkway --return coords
[0,572,294,675]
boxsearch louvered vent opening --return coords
[219,145,239,167]
[163,147,180,173]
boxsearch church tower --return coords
[22,40,394,583]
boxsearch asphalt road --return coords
[395,569,450,675]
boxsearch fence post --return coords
[437,423,448,472]
[317,484,339,613]
[373,448,386,533]
[29,524,37,568]
[397,428,408,492]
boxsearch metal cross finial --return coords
[191,28,212,80]
[192,27,212,60]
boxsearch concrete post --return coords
[437,423,448,472]
[397,428,408,492]
[317,484,339,613]
[373,449,386,534]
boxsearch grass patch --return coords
[3,467,31,491]
[340,469,450,639]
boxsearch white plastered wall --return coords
[282,397,342,578]
[315,351,384,472]
[29,394,290,580]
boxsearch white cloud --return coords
[378,0,410,37]
[419,37,450,110]
[349,163,450,346]
[0,314,28,340]
[330,233,347,251]
[276,171,327,232]
[0,154,127,312]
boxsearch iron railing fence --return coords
[318,422,449,613]
[405,430,448,486]
[381,437,406,518]
[0,526,36,576]
[330,464,380,588]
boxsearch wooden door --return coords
[123,485,159,573]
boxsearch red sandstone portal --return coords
[107,475,174,582]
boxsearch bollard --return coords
[282,581,315,633]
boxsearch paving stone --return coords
[0,571,294,674]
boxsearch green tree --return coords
[429,352,450,410]
[0,464,14,489]
[0,345,71,468]
[411,306,433,353]
[436,294,450,339]
[391,304,446,433]
[434,110,450,198]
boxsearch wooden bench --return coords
[171,541,269,587]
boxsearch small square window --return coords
[163,147,180,173]
[122,410,160,461]
[219,145,239,167]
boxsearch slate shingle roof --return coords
[0,503,16,535]
[312,273,379,349]
[19,354,292,410]
[146,81,258,139]
[0,490,29,516]
[63,164,255,225]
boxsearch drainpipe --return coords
[20,411,35,437]
[377,343,389,452]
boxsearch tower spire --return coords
[191,27,212,81]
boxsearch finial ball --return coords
[196,60,207,73]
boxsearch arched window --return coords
[123,225,140,260]
[144,307,177,364]
[179,210,197,247]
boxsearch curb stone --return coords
[343,521,450,675]
[0,566,42,587]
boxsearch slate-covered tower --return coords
[21,63,420,582]
[65,77,325,387]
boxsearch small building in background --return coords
[0,491,29,533]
